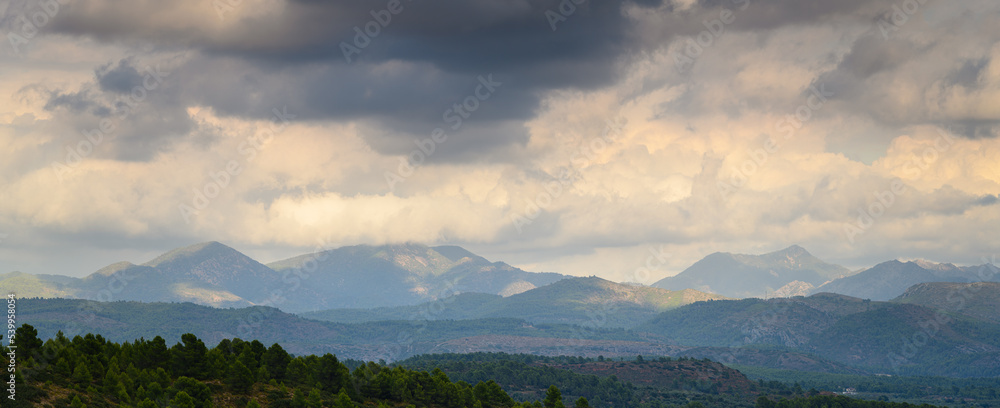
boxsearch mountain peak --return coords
[766,245,810,258]
[909,259,958,271]
[91,261,138,277]
[143,241,237,268]
[654,245,849,298]
[431,245,484,262]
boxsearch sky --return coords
[1,0,999,282]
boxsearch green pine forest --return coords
[0,324,973,408]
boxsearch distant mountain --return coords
[300,276,727,328]
[74,241,280,308]
[0,271,79,298]
[811,260,1000,301]
[267,243,567,311]
[21,289,1000,376]
[892,281,1000,323]
[639,292,1000,377]
[652,245,851,298]
[6,241,569,313]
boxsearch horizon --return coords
[5,239,995,282]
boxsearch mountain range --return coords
[300,276,727,328]
[810,259,1000,300]
[651,245,853,298]
[14,281,1000,377]
[3,242,998,313]
[1,242,567,312]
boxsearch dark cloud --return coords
[96,59,145,94]
[974,194,999,206]
[811,34,919,104]
[43,89,100,114]
[945,121,1000,140]
[944,57,989,89]
[33,0,669,161]
[39,58,197,162]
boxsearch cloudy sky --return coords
[1,0,999,281]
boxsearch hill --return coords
[0,271,79,298]
[15,298,649,361]
[891,281,1000,323]
[300,276,727,328]
[398,353,768,407]
[652,245,851,298]
[639,293,1000,377]
[545,359,757,395]
[812,260,1000,301]
[3,329,531,408]
[9,327,947,408]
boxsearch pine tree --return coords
[333,389,354,408]
[574,397,591,408]
[544,385,565,408]
[70,395,87,408]
[262,343,292,380]
[172,334,208,379]
[137,398,158,408]
[73,362,93,384]
[14,324,43,355]
[227,360,255,392]
[172,391,197,408]
[307,389,324,408]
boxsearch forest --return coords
[0,324,955,408]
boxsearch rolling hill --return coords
[652,245,852,298]
[300,276,728,328]
[639,292,1000,377]
[15,298,649,361]
[891,281,1000,323]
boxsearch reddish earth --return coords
[542,359,758,395]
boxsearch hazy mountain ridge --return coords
[300,276,728,328]
[811,260,1000,301]
[267,243,568,311]
[640,293,1000,377]
[1,241,569,313]
[891,281,1000,323]
[5,242,999,318]
[15,283,1000,376]
[15,298,647,361]
[651,245,852,298]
